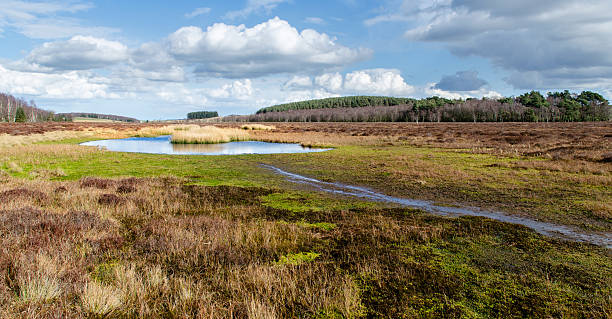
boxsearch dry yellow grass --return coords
[81,282,122,315]
[0,131,93,148]
[241,124,276,131]
[171,126,250,144]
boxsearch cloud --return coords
[283,76,313,90]
[224,0,288,19]
[18,36,128,72]
[304,17,325,25]
[370,0,612,90]
[425,83,502,100]
[343,69,415,95]
[167,17,371,78]
[209,79,254,99]
[155,84,208,106]
[434,71,487,91]
[0,65,117,99]
[314,73,343,92]
[185,7,211,18]
[286,69,415,97]
[124,42,185,82]
[0,0,118,39]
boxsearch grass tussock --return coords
[81,281,122,315]
[18,275,62,304]
[171,126,250,144]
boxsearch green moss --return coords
[297,221,337,231]
[90,261,119,285]
[260,192,380,213]
[276,252,320,266]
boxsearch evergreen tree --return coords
[15,107,27,122]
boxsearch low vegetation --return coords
[0,122,610,318]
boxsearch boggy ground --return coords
[0,122,611,318]
[0,176,610,318]
[240,123,612,232]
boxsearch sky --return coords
[0,0,611,120]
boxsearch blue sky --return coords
[0,0,611,119]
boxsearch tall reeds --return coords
[170,126,250,144]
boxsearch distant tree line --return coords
[257,96,416,114]
[0,93,60,122]
[228,91,609,123]
[187,111,219,119]
[56,112,139,122]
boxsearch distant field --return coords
[72,117,124,123]
[0,122,610,318]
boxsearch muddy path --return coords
[263,164,612,248]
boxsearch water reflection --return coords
[172,143,223,153]
[80,135,332,155]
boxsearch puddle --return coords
[263,164,612,248]
[80,136,332,155]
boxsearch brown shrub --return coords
[600,153,612,163]
[0,209,121,250]
[54,186,68,193]
[116,185,137,194]
[0,188,47,202]
[98,194,125,206]
[80,177,115,189]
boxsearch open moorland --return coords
[0,122,610,318]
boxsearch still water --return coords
[80,136,332,155]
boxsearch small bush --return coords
[0,188,47,202]
[80,177,115,189]
[98,194,125,206]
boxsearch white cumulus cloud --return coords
[167,17,371,78]
[343,69,415,95]
[0,65,117,99]
[209,79,254,99]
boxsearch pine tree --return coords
[15,107,27,122]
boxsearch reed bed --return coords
[135,125,201,137]
[171,126,250,144]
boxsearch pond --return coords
[80,135,332,155]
